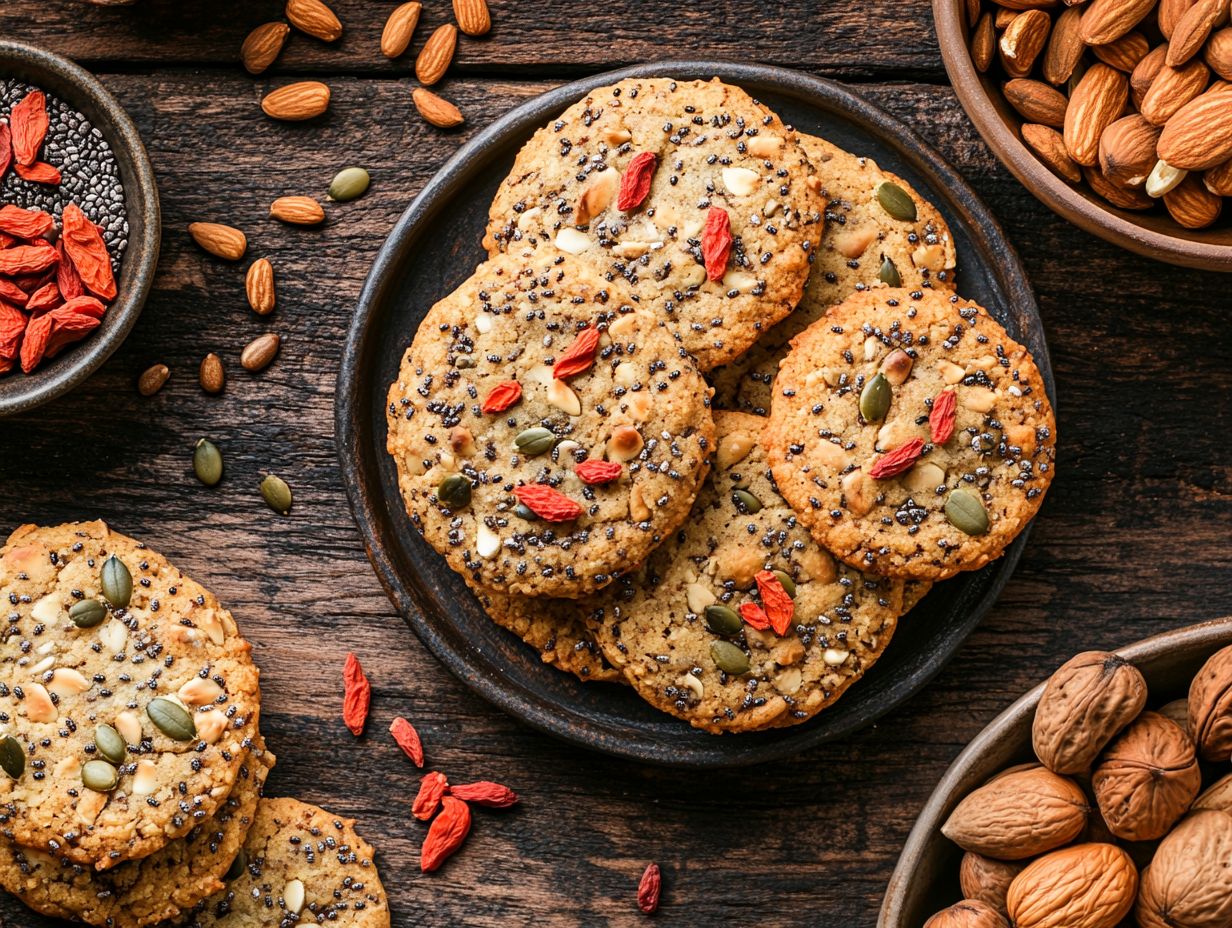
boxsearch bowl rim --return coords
[0,38,161,416]
[932,0,1232,273]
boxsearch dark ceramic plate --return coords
[337,61,1053,768]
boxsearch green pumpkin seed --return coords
[94,724,126,764]
[878,256,901,287]
[328,167,370,202]
[224,849,247,881]
[193,439,223,486]
[704,604,742,636]
[859,373,892,423]
[437,474,472,509]
[69,599,107,629]
[513,503,538,521]
[0,736,24,780]
[514,427,555,456]
[260,475,293,515]
[733,489,763,514]
[147,698,197,742]
[710,640,750,675]
[876,181,917,222]
[454,356,475,369]
[771,570,796,598]
[945,488,990,536]
[82,759,118,793]
[100,555,132,609]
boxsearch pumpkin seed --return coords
[147,697,197,741]
[437,474,472,509]
[859,373,892,423]
[771,570,796,598]
[328,167,370,202]
[69,599,107,629]
[733,489,763,514]
[82,759,118,792]
[193,439,223,486]
[514,427,555,456]
[224,849,247,881]
[0,736,24,780]
[704,604,742,636]
[100,555,132,609]
[710,641,750,675]
[878,256,901,287]
[260,475,293,515]
[94,724,126,764]
[945,489,990,536]
[876,181,917,222]
[513,503,538,521]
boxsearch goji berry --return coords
[481,380,522,414]
[514,483,583,522]
[575,459,622,485]
[0,205,54,240]
[61,204,116,300]
[42,306,100,360]
[552,327,600,380]
[449,781,519,808]
[10,91,48,166]
[754,569,794,635]
[55,240,85,301]
[739,601,770,631]
[13,162,61,185]
[617,152,657,211]
[929,389,958,445]
[412,770,450,821]
[24,282,60,315]
[421,795,471,872]
[61,295,106,319]
[389,716,425,768]
[0,242,58,276]
[342,652,371,737]
[0,124,11,183]
[19,313,52,373]
[0,279,27,305]
[0,302,27,361]
[867,437,926,479]
[637,863,662,914]
[701,207,732,281]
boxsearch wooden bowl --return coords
[879,615,1232,926]
[933,0,1232,272]
[0,39,160,416]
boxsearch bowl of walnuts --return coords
[880,615,1232,927]
[934,0,1232,271]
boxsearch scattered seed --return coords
[81,759,118,792]
[0,736,24,779]
[137,363,169,397]
[772,570,797,598]
[859,372,892,423]
[710,641,750,675]
[878,256,901,287]
[514,427,555,456]
[100,555,132,609]
[146,697,197,741]
[94,724,126,764]
[328,166,370,202]
[437,474,472,509]
[945,488,991,536]
[260,474,293,515]
[704,604,742,636]
[240,333,280,372]
[876,181,918,221]
[69,599,107,629]
[732,489,763,514]
[513,503,538,521]
[200,352,225,394]
[193,439,224,487]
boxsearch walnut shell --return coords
[1135,809,1232,928]
[960,852,1026,914]
[1195,772,1232,813]
[1006,843,1138,928]
[942,768,1089,860]
[924,899,1009,928]
[1032,650,1148,774]
[1189,644,1232,761]
[1092,711,1200,842]
[1158,698,1190,730]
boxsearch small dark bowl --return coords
[933,0,1232,272]
[879,615,1232,926]
[0,39,159,416]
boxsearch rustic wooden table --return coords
[1,2,1230,925]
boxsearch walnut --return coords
[923,899,1008,928]
[1031,650,1148,774]
[941,767,1089,860]
[1195,772,1232,813]
[1007,843,1137,928]
[1189,644,1232,761]
[1135,810,1232,928]
[960,852,1026,915]
[1092,711,1200,842]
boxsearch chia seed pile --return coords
[0,80,127,274]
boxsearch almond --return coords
[1130,43,1170,106]
[1081,0,1158,45]
[1007,844,1137,928]
[416,24,457,86]
[1206,27,1232,79]
[1141,58,1211,123]
[137,363,169,397]
[1167,0,1227,66]
[1146,157,1189,196]
[964,0,981,27]
[1164,172,1225,225]
[412,88,464,128]
[199,352,225,394]
[1001,10,1052,78]
[241,22,290,75]
[285,0,342,42]
[261,81,331,121]
[1159,0,1200,38]
[241,333,281,372]
[1064,63,1130,166]
[1157,83,1232,167]
[270,195,326,225]
[381,2,421,58]
[1085,165,1157,207]
[1043,7,1085,85]
[1092,30,1150,70]
[972,11,997,73]
[246,258,276,316]
[1023,123,1083,182]
[1099,114,1163,184]
[1204,156,1232,193]
[453,0,491,36]
[188,222,247,261]
[1004,79,1070,127]
[996,8,1019,29]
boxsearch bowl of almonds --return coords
[880,615,1232,927]
[934,0,1232,270]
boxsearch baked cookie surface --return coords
[483,77,826,370]
[0,521,262,870]
[711,133,957,413]
[386,252,715,598]
[764,288,1056,580]
[183,797,389,928]
[587,411,904,733]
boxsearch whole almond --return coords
[1206,27,1232,79]
[246,258,276,316]
[972,12,997,72]
[1167,0,1226,66]
[1007,844,1137,928]
[188,222,247,261]
[1001,10,1052,78]
[1159,0,1200,38]
[1005,79,1070,126]
[261,81,331,121]
[137,363,169,397]
[1023,123,1084,182]
[923,900,1008,928]
[941,768,1089,860]
[241,334,281,372]
[270,195,326,225]
[381,2,421,58]
[1135,811,1232,928]
[1043,6,1085,85]
[1092,30,1151,70]
[1130,43,1171,105]
[200,353,225,394]
[1100,114,1164,185]
[1085,165,1157,207]
[285,0,342,41]
[1080,0,1158,45]
[1157,83,1232,168]
[1064,63,1130,166]
[416,24,457,85]
[1204,156,1232,193]
[995,0,1061,8]
[964,0,981,26]
[453,0,491,36]
[1141,58,1211,123]
[241,22,290,75]
[1164,172,1225,225]
[996,8,1019,29]
[412,88,464,128]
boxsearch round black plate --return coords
[336,61,1053,768]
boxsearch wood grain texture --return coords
[0,5,1230,925]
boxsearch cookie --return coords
[0,521,262,869]
[386,252,716,598]
[0,738,273,928]
[587,411,905,734]
[483,77,826,371]
[183,797,390,928]
[711,134,957,413]
[764,288,1056,580]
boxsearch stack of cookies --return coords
[0,521,390,926]
[386,76,1057,734]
